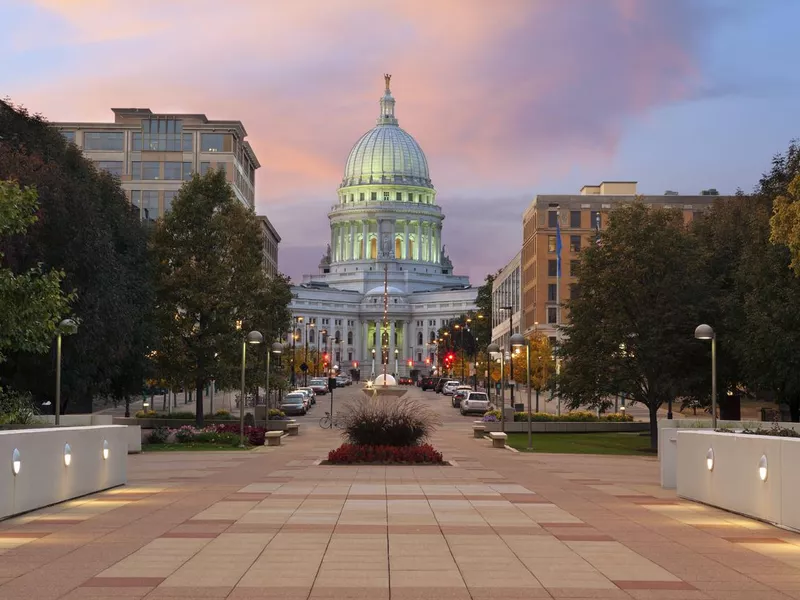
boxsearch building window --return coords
[141,118,184,151]
[200,133,226,152]
[548,259,558,277]
[61,131,76,144]
[570,283,581,299]
[348,352,353,361]
[570,260,580,277]
[359,193,365,202]
[383,191,390,201]
[182,133,193,151]
[347,331,353,345]
[96,161,123,177]
[163,191,178,214]
[570,211,581,228]
[349,194,354,202]
[409,193,414,202]
[590,211,602,229]
[417,332,423,345]
[84,131,124,151]
[570,235,581,252]
[429,331,435,342]
[142,162,160,180]
[548,211,559,228]
[395,192,401,201]
[371,192,377,201]
[547,307,558,324]
[418,352,422,362]
[163,162,182,180]
[130,190,141,214]
[548,235,556,252]
[141,191,159,222]
[183,162,193,180]
[547,283,557,302]
[200,162,211,175]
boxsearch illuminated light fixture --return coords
[64,443,72,467]
[706,448,714,471]
[103,440,109,460]
[12,448,21,475]
[758,455,768,481]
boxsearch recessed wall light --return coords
[12,448,20,475]
[706,448,714,471]
[758,455,768,482]
[64,443,72,467]
[103,440,109,460]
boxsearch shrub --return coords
[169,411,196,420]
[512,411,634,423]
[328,443,444,464]
[174,425,197,443]
[244,413,255,427]
[135,410,159,418]
[268,408,287,420]
[718,423,800,438]
[195,430,239,445]
[146,426,169,444]
[213,410,232,419]
[339,397,440,447]
[483,410,501,422]
[0,387,40,425]
[210,423,266,446]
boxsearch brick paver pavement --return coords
[2,401,800,599]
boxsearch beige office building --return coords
[53,107,259,219]
[258,215,281,279]
[521,181,723,341]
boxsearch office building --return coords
[491,252,521,350]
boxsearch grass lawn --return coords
[143,443,251,452]
[504,432,653,455]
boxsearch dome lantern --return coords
[378,73,397,126]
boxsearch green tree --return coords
[0,100,154,413]
[0,180,73,361]
[152,169,281,426]
[558,201,709,448]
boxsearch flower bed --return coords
[145,423,266,447]
[135,409,234,420]
[327,443,444,465]
[482,410,633,423]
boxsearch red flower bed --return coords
[211,424,266,446]
[327,443,444,465]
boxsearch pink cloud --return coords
[5,0,712,282]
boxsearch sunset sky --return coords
[3,0,799,284]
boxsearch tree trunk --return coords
[124,396,130,418]
[195,378,204,428]
[648,402,658,450]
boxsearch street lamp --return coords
[394,348,399,377]
[511,332,532,450]
[304,322,312,385]
[487,342,505,433]
[54,318,78,425]
[694,324,717,429]
[371,348,376,379]
[291,316,302,386]
[500,306,515,408]
[240,330,263,447]
[265,342,282,425]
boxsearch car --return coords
[420,377,437,391]
[451,386,473,408]
[398,376,413,385]
[291,389,313,409]
[434,378,449,394]
[280,392,307,416]
[309,378,328,395]
[335,375,348,388]
[460,391,491,415]
[298,386,317,404]
[442,381,461,396]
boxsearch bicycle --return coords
[319,411,343,429]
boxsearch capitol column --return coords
[349,221,355,260]
[361,219,368,259]
[403,220,409,259]
[402,320,409,368]
[416,219,422,261]
[430,222,436,263]
[361,320,368,366]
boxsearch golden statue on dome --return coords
[384,73,391,90]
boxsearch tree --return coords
[0,100,154,413]
[558,201,709,448]
[151,169,283,427]
[0,180,74,361]
[770,173,800,275]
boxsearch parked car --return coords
[420,377,437,391]
[309,378,328,395]
[442,381,462,396]
[434,378,449,394]
[291,389,313,409]
[280,392,307,416]
[298,387,317,405]
[398,376,413,385]
[452,386,472,408]
[335,375,348,388]
[460,391,491,415]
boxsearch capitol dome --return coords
[341,75,432,189]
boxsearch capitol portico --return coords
[288,75,477,378]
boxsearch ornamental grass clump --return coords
[339,397,441,447]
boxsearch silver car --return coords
[460,392,491,415]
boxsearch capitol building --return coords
[289,75,477,378]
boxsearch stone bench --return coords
[488,431,507,449]
[472,424,485,439]
[266,431,283,446]
[286,423,300,437]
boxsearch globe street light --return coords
[265,342,282,425]
[511,333,532,450]
[694,324,717,429]
[55,318,78,425]
[487,342,505,433]
[240,330,263,447]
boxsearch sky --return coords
[2,0,800,284]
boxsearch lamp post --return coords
[304,322,311,385]
[694,324,717,428]
[394,348,399,377]
[54,318,78,425]
[265,342,282,425]
[291,316,302,386]
[240,330,263,447]
[487,343,505,432]
[317,328,327,376]
[511,333,532,450]
[371,348,376,379]
[501,306,514,407]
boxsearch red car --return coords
[398,376,414,385]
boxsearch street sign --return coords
[300,363,308,372]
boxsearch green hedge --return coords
[482,409,633,423]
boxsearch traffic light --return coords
[322,353,329,362]
[407,359,413,367]
[353,361,358,368]
[425,357,431,365]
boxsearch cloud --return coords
[3,0,719,282]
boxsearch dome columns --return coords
[329,216,442,265]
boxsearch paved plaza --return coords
[2,390,800,599]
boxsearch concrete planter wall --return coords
[2,420,141,455]
[0,425,128,520]
[479,421,649,433]
[113,417,235,429]
[676,430,800,532]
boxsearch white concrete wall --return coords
[0,425,128,520]
[37,415,113,426]
[676,431,800,531]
